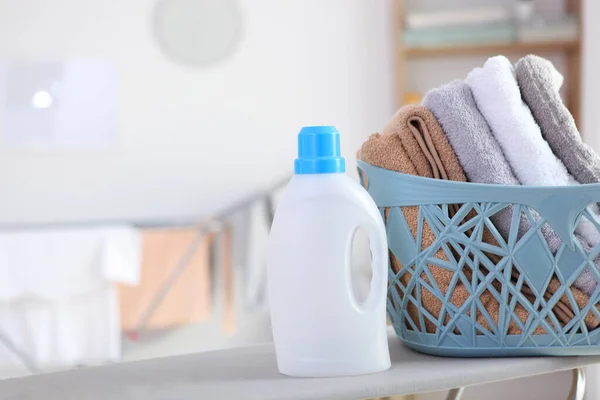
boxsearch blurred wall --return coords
[0,0,395,224]
[582,2,600,398]
[582,0,600,150]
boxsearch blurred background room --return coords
[0,0,599,399]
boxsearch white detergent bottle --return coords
[267,126,391,377]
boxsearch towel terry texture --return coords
[515,55,600,186]
[423,80,580,250]
[466,56,600,251]
[422,80,524,239]
[514,55,600,294]
[465,56,573,186]
[360,105,560,334]
[422,81,598,328]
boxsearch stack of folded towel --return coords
[359,55,600,333]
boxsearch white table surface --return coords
[1,328,600,400]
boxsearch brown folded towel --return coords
[359,105,577,335]
[383,105,466,181]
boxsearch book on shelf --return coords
[405,6,510,30]
[516,15,578,42]
[403,22,515,48]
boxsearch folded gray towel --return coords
[423,81,525,239]
[423,80,597,294]
[515,55,600,185]
[423,81,517,186]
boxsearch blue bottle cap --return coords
[294,126,346,174]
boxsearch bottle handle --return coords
[348,215,388,314]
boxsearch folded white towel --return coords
[466,56,573,186]
[466,56,600,246]
[242,199,271,312]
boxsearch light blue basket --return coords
[358,160,600,357]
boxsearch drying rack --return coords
[0,175,289,375]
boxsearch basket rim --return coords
[357,160,600,193]
[358,160,600,250]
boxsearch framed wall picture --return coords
[0,60,117,150]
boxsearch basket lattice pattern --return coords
[386,201,600,350]
[358,160,600,355]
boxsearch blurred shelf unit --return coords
[394,0,583,127]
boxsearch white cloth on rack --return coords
[0,227,141,300]
[0,226,141,372]
[0,286,121,368]
[243,199,271,312]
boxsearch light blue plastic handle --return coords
[357,160,600,250]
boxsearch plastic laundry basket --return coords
[358,160,600,357]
